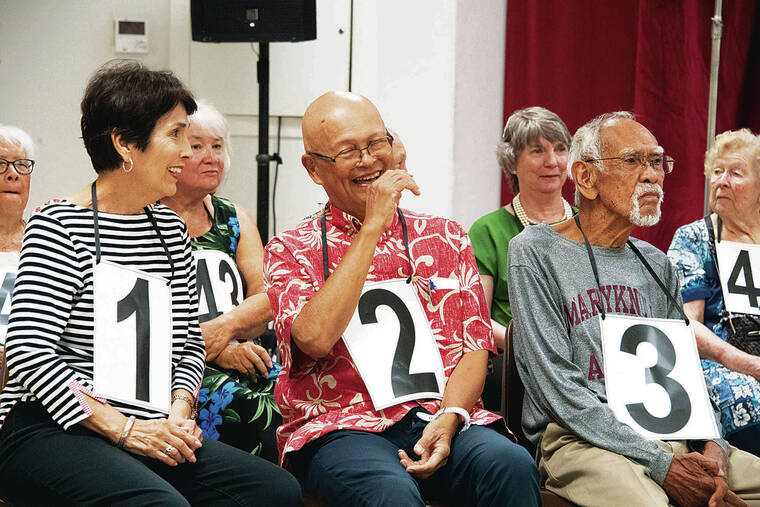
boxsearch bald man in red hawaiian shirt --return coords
[264,91,539,507]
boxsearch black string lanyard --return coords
[321,208,414,283]
[574,215,689,325]
[91,181,174,285]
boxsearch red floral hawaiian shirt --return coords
[264,203,504,465]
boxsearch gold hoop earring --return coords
[122,158,134,173]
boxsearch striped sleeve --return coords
[171,224,205,394]
[5,212,94,429]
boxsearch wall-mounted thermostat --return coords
[114,19,149,53]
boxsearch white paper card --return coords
[0,252,19,345]
[93,261,172,413]
[342,279,445,410]
[601,314,719,441]
[716,241,760,315]
[193,249,245,323]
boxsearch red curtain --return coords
[502,0,760,251]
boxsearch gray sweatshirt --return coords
[508,224,681,485]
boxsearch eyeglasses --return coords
[585,153,674,174]
[308,135,393,165]
[0,159,35,175]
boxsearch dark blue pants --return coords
[291,408,540,507]
[0,401,302,506]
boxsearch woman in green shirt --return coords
[469,106,573,411]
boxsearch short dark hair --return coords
[80,60,197,173]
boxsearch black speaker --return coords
[191,0,316,43]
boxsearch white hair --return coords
[0,124,35,159]
[189,100,231,171]
[629,183,663,226]
[567,111,635,205]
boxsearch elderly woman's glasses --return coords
[585,153,675,174]
[0,159,35,175]
[308,135,393,165]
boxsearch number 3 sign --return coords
[716,241,760,315]
[342,279,445,410]
[93,261,172,413]
[193,250,245,323]
[601,314,719,441]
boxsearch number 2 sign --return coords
[342,279,445,410]
[716,241,760,315]
[93,261,172,413]
[601,314,719,441]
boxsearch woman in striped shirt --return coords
[0,61,301,506]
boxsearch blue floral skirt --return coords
[198,364,282,463]
[702,359,760,436]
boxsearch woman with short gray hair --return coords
[470,106,574,411]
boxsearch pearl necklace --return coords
[512,193,573,228]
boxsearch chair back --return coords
[503,321,535,455]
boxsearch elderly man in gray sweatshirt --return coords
[509,111,760,507]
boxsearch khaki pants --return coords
[540,423,760,507]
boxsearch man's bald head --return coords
[300,91,395,220]
[302,91,384,154]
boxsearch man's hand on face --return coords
[363,170,420,233]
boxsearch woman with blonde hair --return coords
[668,129,760,456]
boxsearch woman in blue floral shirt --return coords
[668,129,760,456]
[162,100,281,461]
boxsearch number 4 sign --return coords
[93,261,172,413]
[601,314,719,441]
[716,241,760,315]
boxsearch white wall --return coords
[0,0,506,234]
[0,0,173,216]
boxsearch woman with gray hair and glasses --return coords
[469,107,574,411]
[0,124,35,392]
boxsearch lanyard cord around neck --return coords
[91,181,174,285]
[321,208,414,283]
[573,215,689,325]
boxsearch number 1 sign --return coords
[601,314,719,441]
[93,261,172,413]
[716,241,760,315]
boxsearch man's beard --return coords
[629,183,663,227]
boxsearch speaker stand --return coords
[255,42,271,241]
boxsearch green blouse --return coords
[469,206,577,327]
[469,207,523,327]
[191,195,240,261]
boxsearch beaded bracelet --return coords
[171,393,197,418]
[116,415,136,449]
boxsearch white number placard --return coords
[601,314,719,440]
[716,241,760,315]
[93,261,172,413]
[342,279,445,410]
[193,250,245,323]
[0,252,19,345]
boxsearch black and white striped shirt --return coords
[0,201,205,431]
